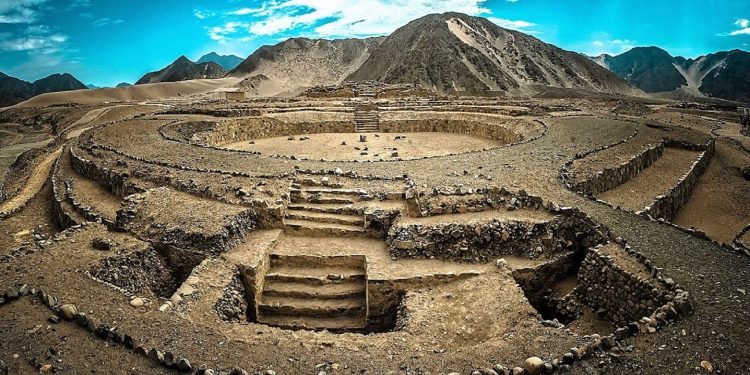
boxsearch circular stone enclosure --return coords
[181,111,544,161]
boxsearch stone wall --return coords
[379,119,519,143]
[115,188,260,256]
[571,142,665,196]
[639,139,715,220]
[70,145,146,198]
[576,246,666,326]
[237,253,270,322]
[363,206,402,238]
[410,185,554,218]
[49,153,83,228]
[191,117,353,146]
[386,212,605,262]
[379,111,541,142]
[62,180,116,229]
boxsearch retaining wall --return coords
[192,117,353,146]
[577,246,667,326]
[571,142,665,196]
[640,139,715,220]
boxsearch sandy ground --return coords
[0,148,60,216]
[672,140,750,243]
[598,147,702,211]
[0,298,171,375]
[223,132,502,161]
[0,137,51,180]
[14,77,243,107]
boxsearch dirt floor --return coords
[223,131,502,161]
[0,148,60,216]
[672,139,750,244]
[597,147,703,211]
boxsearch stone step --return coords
[291,187,364,196]
[257,312,367,331]
[287,203,360,215]
[262,280,366,299]
[258,296,365,317]
[265,265,366,285]
[285,210,364,226]
[269,253,365,269]
[284,218,365,236]
[290,195,355,205]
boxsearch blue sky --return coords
[0,0,748,86]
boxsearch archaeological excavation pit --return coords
[105,172,679,341]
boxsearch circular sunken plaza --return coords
[0,84,749,374]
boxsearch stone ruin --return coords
[4,94,734,375]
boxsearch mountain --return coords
[116,82,132,88]
[346,12,636,94]
[0,72,34,107]
[594,47,750,103]
[0,72,87,107]
[135,55,227,85]
[30,73,87,95]
[228,37,385,94]
[593,47,687,93]
[86,84,100,89]
[196,52,244,70]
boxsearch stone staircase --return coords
[354,104,380,133]
[257,254,367,331]
[284,184,366,236]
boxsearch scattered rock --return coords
[59,304,77,320]
[129,297,144,308]
[523,357,544,375]
[92,237,115,251]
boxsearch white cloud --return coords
[194,9,214,20]
[0,33,67,51]
[719,18,750,36]
[487,17,535,32]
[209,21,251,41]
[230,0,493,38]
[0,0,47,24]
[91,18,124,27]
[581,34,636,56]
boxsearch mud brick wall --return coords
[576,249,665,326]
[572,142,665,196]
[641,139,715,220]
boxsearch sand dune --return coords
[13,77,243,107]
